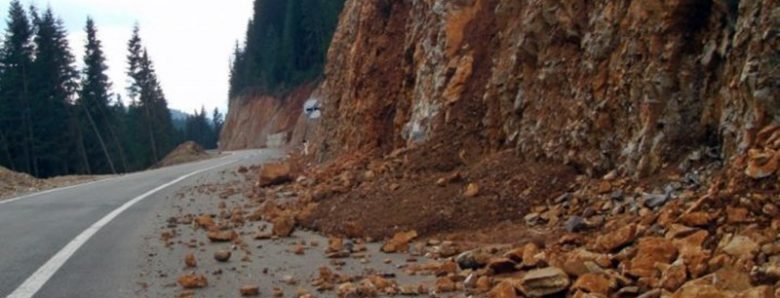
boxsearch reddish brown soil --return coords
[298,149,577,240]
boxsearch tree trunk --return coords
[76,125,92,175]
[143,103,159,163]
[82,104,116,174]
[21,62,35,176]
[97,104,129,172]
[0,128,16,170]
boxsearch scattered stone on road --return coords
[239,284,260,296]
[206,230,238,242]
[382,230,418,253]
[184,252,197,268]
[214,250,232,262]
[177,274,208,289]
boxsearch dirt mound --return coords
[157,141,211,168]
[299,150,577,240]
[0,166,40,194]
[0,166,102,200]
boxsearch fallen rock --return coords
[399,283,428,295]
[489,280,518,298]
[745,148,779,179]
[240,284,260,296]
[327,237,345,253]
[271,212,296,237]
[660,262,688,291]
[521,242,543,268]
[207,230,238,242]
[382,230,418,253]
[520,267,570,297]
[456,249,491,270]
[254,231,273,240]
[184,252,197,268]
[722,235,759,260]
[672,284,733,298]
[594,224,637,252]
[571,273,615,295]
[178,274,208,289]
[643,193,669,208]
[672,267,752,297]
[436,172,462,186]
[726,207,751,224]
[434,277,458,293]
[561,249,611,277]
[435,260,458,276]
[627,237,678,278]
[214,250,231,262]
[487,257,517,274]
[672,230,710,277]
[365,274,395,291]
[754,262,780,282]
[272,288,284,297]
[564,216,588,233]
[736,286,774,298]
[597,181,612,194]
[194,215,216,230]
[678,212,714,227]
[476,275,492,293]
[258,162,292,187]
[464,183,480,197]
[337,282,357,297]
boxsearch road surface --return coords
[0,149,281,298]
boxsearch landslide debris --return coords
[156,141,211,168]
[0,166,102,200]
[234,123,778,297]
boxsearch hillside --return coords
[219,0,343,150]
[228,0,780,296]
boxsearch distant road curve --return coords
[0,149,281,298]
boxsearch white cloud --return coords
[1,0,254,114]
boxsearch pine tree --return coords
[212,107,224,148]
[228,0,345,97]
[228,41,245,99]
[0,0,35,174]
[125,27,175,166]
[29,8,79,177]
[78,17,118,174]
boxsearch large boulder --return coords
[257,162,292,187]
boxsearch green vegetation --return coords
[182,106,222,151]
[229,0,345,98]
[0,1,217,177]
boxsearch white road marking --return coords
[7,159,238,298]
[0,177,119,206]
[0,152,238,207]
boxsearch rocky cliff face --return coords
[311,0,779,177]
[220,84,315,150]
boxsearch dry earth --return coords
[0,166,107,201]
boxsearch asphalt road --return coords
[0,149,281,298]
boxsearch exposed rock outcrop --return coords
[219,84,316,150]
[310,0,779,178]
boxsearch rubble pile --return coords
[155,141,211,168]
[232,122,779,297]
[0,166,102,200]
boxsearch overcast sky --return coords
[0,0,254,114]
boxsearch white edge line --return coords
[7,159,238,298]
[0,177,120,206]
[0,152,239,206]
